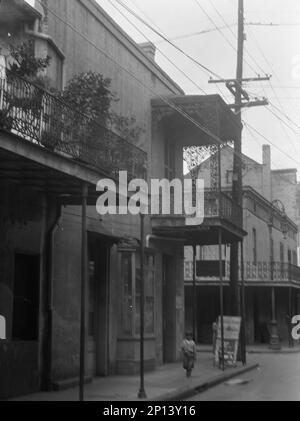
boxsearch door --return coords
[11,253,40,396]
[87,236,110,377]
[162,255,176,363]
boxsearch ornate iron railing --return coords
[204,191,242,227]
[0,70,147,180]
[184,260,300,284]
[244,262,300,282]
[156,188,242,229]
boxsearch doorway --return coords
[12,254,40,341]
[162,254,176,363]
[87,235,110,377]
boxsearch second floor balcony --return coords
[0,69,147,182]
[151,188,245,246]
[184,260,300,287]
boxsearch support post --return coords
[268,222,281,350]
[229,0,244,317]
[192,244,197,343]
[240,241,247,365]
[79,183,88,401]
[138,213,147,399]
[219,228,225,371]
[288,287,294,348]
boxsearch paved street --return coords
[187,353,300,401]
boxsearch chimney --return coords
[262,144,271,201]
[139,42,156,61]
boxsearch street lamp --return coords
[268,199,287,350]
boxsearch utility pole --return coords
[209,0,271,316]
[230,0,244,317]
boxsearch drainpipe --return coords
[44,201,62,390]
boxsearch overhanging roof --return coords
[0,130,111,206]
[0,0,42,25]
[152,94,242,145]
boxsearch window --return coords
[280,243,284,262]
[226,170,233,185]
[120,250,155,336]
[252,228,257,265]
[12,254,40,341]
[0,54,6,110]
[121,252,133,335]
[0,54,6,78]
[88,260,96,337]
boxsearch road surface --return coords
[187,353,300,401]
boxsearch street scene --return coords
[0,0,300,406]
[187,353,300,401]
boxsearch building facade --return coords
[0,0,245,399]
[185,145,300,346]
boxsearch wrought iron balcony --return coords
[0,70,147,181]
[244,262,300,283]
[204,190,242,228]
[153,188,242,228]
[184,260,300,285]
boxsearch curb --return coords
[247,349,300,355]
[151,363,259,401]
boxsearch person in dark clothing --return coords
[181,332,197,377]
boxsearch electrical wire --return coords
[35,0,300,179]
[107,0,207,94]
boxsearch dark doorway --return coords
[162,255,176,363]
[87,235,110,377]
[12,254,40,341]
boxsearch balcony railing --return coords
[184,260,300,284]
[0,70,147,181]
[155,188,242,229]
[244,262,300,282]
[204,190,242,227]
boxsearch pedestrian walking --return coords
[181,332,197,378]
[212,318,218,366]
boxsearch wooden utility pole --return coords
[209,0,271,317]
[230,0,244,317]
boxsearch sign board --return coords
[196,260,226,277]
[214,316,241,367]
[0,315,6,340]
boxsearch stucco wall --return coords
[40,0,182,159]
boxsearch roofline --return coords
[78,0,184,95]
[17,0,42,19]
[242,186,297,230]
[272,168,297,174]
[188,144,260,174]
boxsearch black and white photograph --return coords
[0,0,300,407]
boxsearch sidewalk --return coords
[10,353,259,402]
[197,343,300,354]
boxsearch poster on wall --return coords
[214,316,241,368]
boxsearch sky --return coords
[93,0,300,179]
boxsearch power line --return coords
[243,121,300,167]
[244,125,298,186]
[114,0,230,103]
[107,0,207,94]
[35,0,300,178]
[267,106,300,137]
[126,0,237,44]
[114,0,224,80]
[246,22,300,27]
[207,0,268,78]
[245,25,300,150]
[269,102,300,132]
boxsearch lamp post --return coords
[268,200,287,350]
